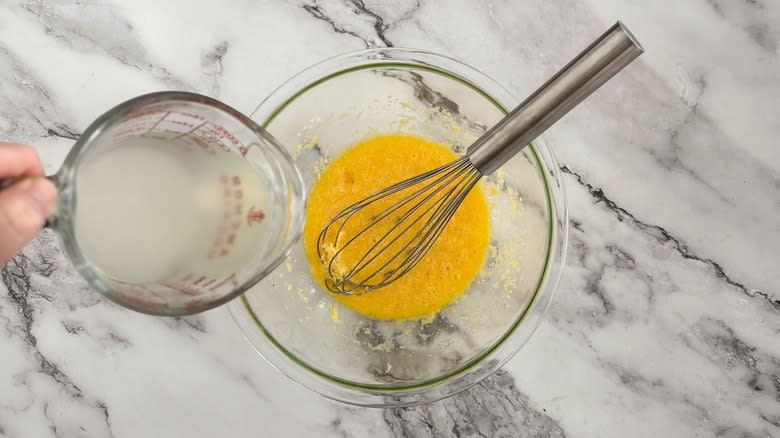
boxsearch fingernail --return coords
[16,178,57,217]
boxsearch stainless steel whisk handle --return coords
[467,21,644,175]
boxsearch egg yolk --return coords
[303,134,490,320]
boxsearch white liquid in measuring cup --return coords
[74,137,271,285]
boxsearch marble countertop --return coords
[1,0,778,436]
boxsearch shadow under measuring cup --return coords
[34,92,305,315]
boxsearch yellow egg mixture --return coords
[303,134,490,320]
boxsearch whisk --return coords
[318,22,644,295]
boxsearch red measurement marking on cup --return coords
[161,281,201,296]
[163,273,235,297]
[143,111,170,135]
[111,109,249,156]
[185,299,209,312]
[247,206,265,227]
[171,121,208,140]
[116,284,169,309]
[179,133,218,155]
[208,273,236,291]
[177,120,240,153]
[208,175,244,258]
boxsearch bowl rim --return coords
[228,47,568,407]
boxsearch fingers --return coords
[0,178,57,264]
[0,142,46,178]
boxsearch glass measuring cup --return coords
[38,92,304,315]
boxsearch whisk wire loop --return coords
[316,157,482,295]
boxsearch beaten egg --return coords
[303,134,490,320]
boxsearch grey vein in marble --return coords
[21,1,191,90]
[385,370,566,438]
[561,165,777,311]
[0,45,80,142]
[201,41,229,96]
[1,243,114,437]
[299,0,415,48]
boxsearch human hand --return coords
[0,143,57,265]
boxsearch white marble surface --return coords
[1,0,778,436]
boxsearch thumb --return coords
[0,178,57,264]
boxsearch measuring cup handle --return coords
[0,175,60,229]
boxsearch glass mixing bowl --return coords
[227,48,568,407]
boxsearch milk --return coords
[74,137,270,285]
